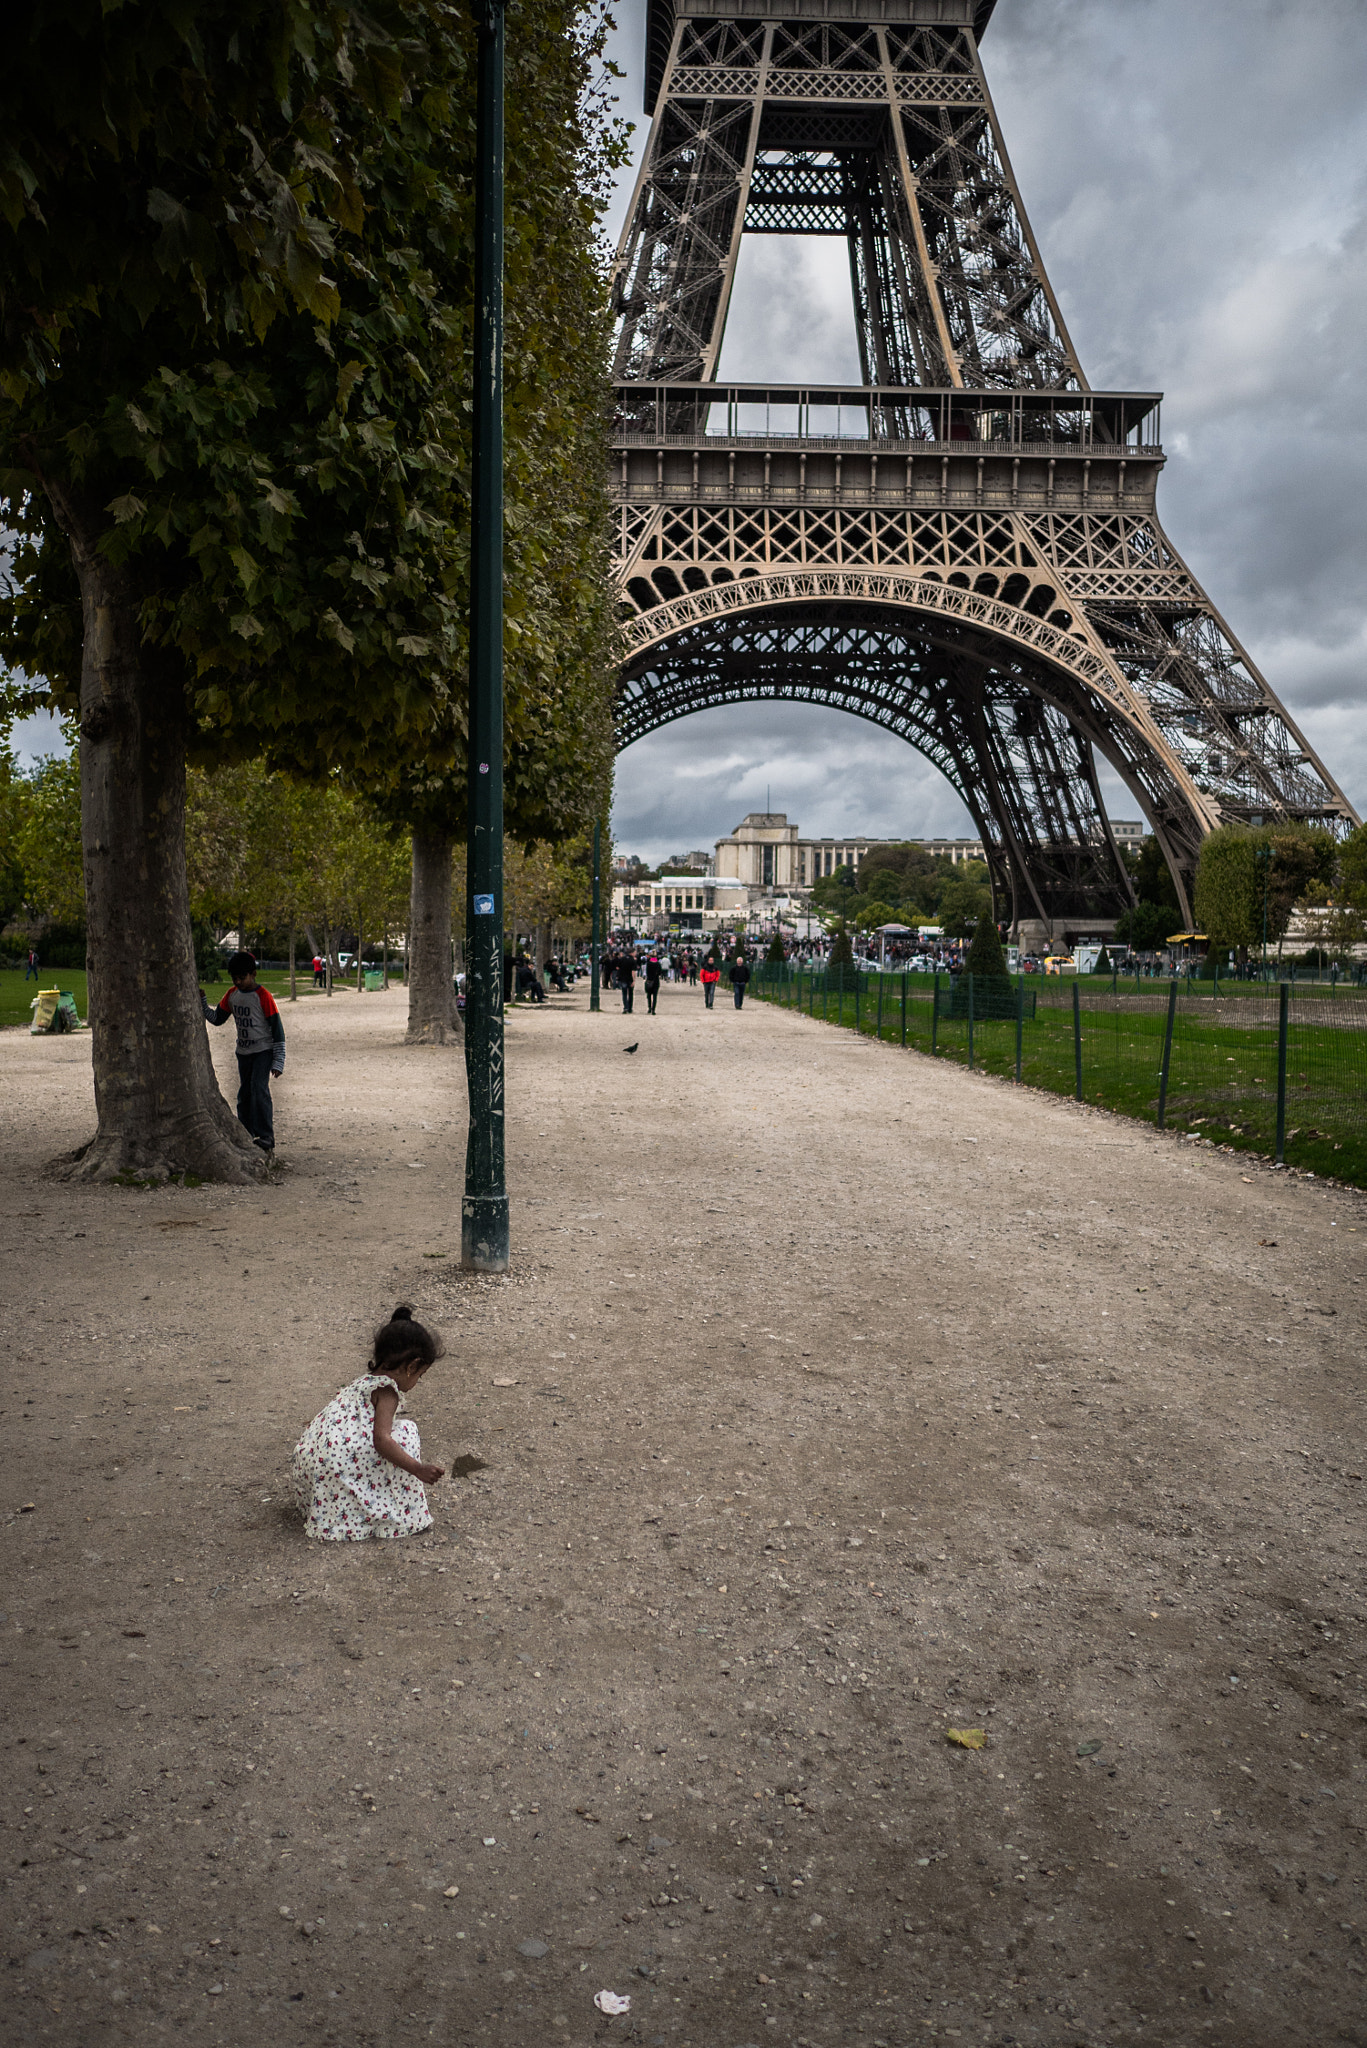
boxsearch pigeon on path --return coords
[623,1042,639,1054]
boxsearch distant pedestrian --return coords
[644,954,662,1015]
[24,946,40,981]
[617,950,635,1014]
[201,950,285,1155]
[291,1306,447,1541]
[688,953,699,986]
[729,949,751,1010]
[700,949,721,1010]
[312,952,325,989]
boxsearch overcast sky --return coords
[605,0,1367,865]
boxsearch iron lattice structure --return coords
[609,0,1356,929]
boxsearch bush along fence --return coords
[752,966,1367,1189]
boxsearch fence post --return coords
[1072,979,1082,1100]
[1015,974,1023,1084]
[1157,978,1178,1128]
[931,972,940,1054]
[1276,982,1289,1163]
[901,970,907,1048]
[855,976,861,1035]
[967,972,975,1071]
[877,975,884,1041]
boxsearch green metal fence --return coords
[753,966,1367,1186]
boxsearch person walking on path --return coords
[312,952,325,989]
[201,949,285,1154]
[24,946,40,981]
[644,954,662,1015]
[617,949,635,1014]
[729,948,751,1010]
[291,1306,447,1540]
[700,945,722,1010]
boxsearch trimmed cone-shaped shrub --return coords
[765,931,786,964]
[1093,945,1113,977]
[965,916,1007,978]
[829,922,854,966]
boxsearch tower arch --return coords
[609,1,1356,928]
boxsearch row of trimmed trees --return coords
[1191,823,1367,962]
[0,0,619,1179]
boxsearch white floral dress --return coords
[292,1373,433,1541]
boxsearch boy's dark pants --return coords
[236,1051,274,1149]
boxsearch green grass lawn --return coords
[201,969,404,1001]
[2,965,405,1030]
[761,973,1367,1189]
[0,967,88,1030]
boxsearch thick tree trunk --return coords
[406,828,461,1045]
[54,507,261,1182]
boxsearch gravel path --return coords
[1,982,1363,2048]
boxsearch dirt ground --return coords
[1,980,1364,2048]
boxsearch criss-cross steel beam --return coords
[610,2,1357,923]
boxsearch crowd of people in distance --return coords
[599,942,751,1012]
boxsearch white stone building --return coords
[713,813,986,891]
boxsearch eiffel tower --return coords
[609,0,1356,939]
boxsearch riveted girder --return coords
[610,3,1357,920]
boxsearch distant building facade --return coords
[713,813,986,890]
[611,873,746,934]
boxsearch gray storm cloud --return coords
[606,0,1367,865]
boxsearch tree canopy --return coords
[1,0,619,829]
[1193,824,1337,953]
[809,843,992,929]
[0,0,621,1177]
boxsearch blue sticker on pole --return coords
[474,893,495,917]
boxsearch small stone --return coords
[519,1939,549,1959]
[443,1885,460,1899]
[809,1913,824,1929]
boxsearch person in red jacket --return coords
[700,946,722,1010]
[201,951,286,1154]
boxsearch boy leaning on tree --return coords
[201,950,285,1155]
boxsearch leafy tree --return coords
[1338,822,1367,913]
[1194,825,1337,953]
[1134,835,1183,916]
[853,898,900,932]
[810,864,859,915]
[964,915,1008,979]
[0,0,618,1178]
[1113,900,1172,952]
[13,748,84,927]
[938,874,992,938]
[0,742,27,928]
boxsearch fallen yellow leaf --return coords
[946,1727,987,1750]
